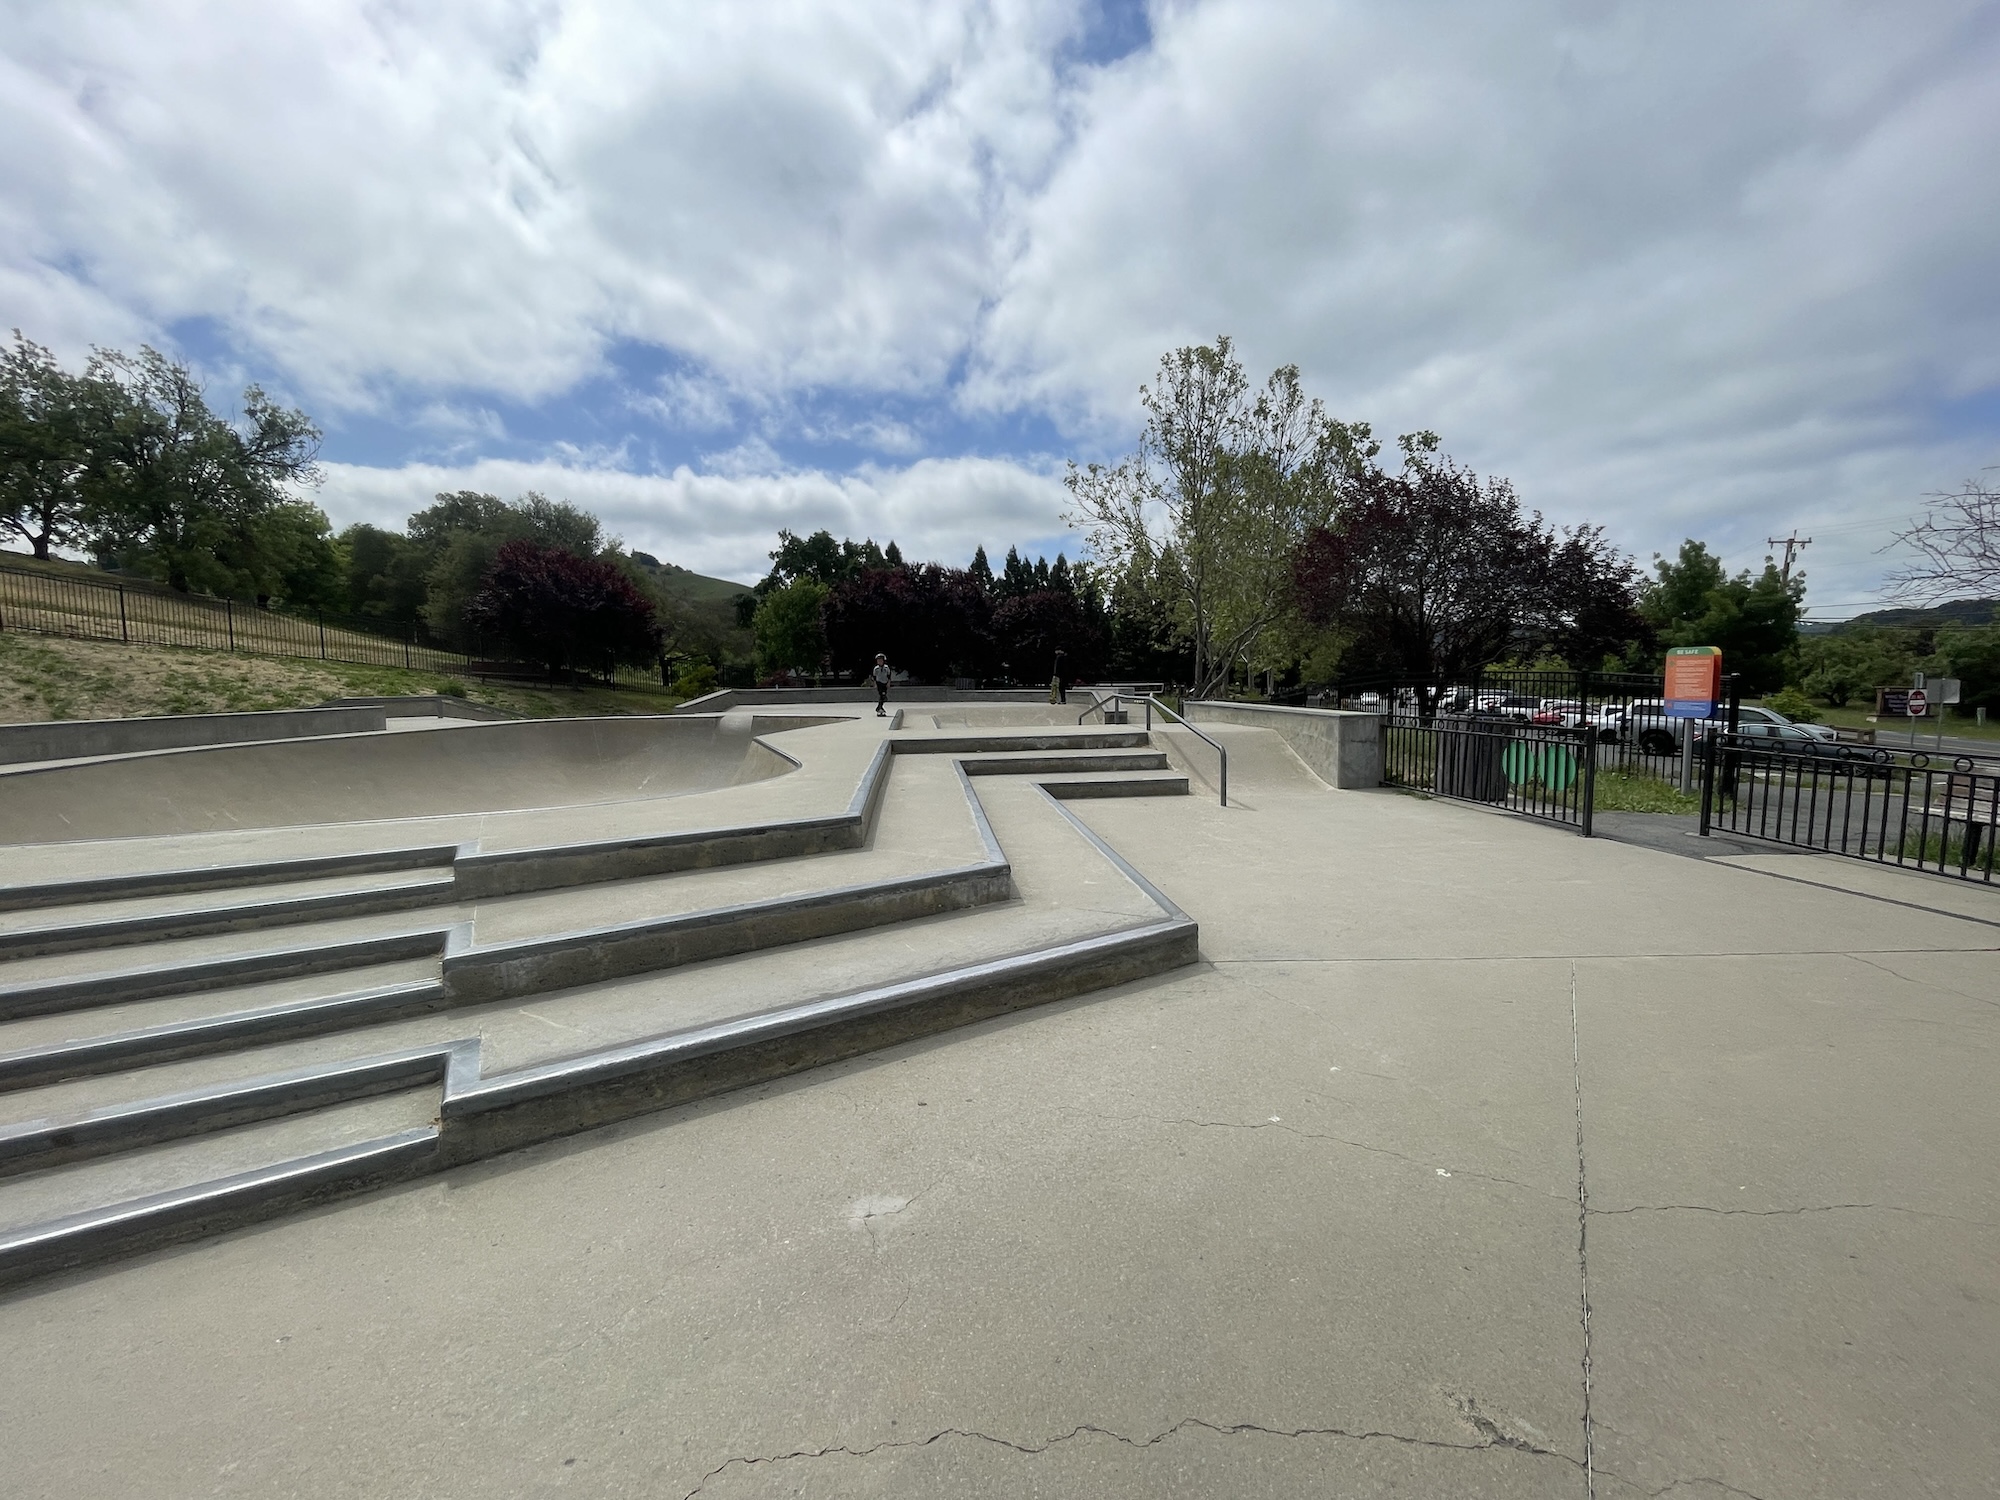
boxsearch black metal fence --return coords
[1701,734,1999,884]
[1384,712,1598,833]
[0,562,467,674]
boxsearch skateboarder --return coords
[872,653,892,716]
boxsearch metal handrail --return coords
[1144,695,1228,806]
[1077,691,1119,725]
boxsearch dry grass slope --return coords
[0,633,686,724]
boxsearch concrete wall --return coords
[320,695,516,722]
[1182,700,1383,789]
[0,706,388,766]
[675,687,1054,714]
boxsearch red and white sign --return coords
[1906,689,1928,717]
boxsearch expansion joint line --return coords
[1571,961,1595,1499]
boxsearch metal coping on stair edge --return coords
[0,748,1197,1291]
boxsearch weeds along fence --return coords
[0,562,466,675]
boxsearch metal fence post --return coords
[117,586,129,643]
[405,632,412,670]
[1698,727,1718,836]
[318,610,326,659]
[1580,727,1597,838]
[225,598,235,652]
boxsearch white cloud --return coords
[5,1,1999,611]
[315,452,1070,582]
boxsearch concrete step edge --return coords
[0,1127,441,1292]
[0,918,1197,1294]
[0,977,452,1093]
[0,872,461,961]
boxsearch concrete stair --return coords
[0,721,1196,1290]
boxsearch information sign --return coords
[1663,646,1722,719]
[1907,689,1928,718]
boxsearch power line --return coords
[1766,532,1812,582]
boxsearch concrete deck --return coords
[0,704,1994,1498]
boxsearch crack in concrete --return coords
[1570,961,1597,1500]
[1643,1477,1774,1500]
[1845,949,2000,1010]
[676,1413,1581,1498]
[1591,1202,1996,1227]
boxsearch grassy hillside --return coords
[0,632,686,723]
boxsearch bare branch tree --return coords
[1884,474,2000,602]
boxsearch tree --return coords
[998,545,1034,598]
[1886,476,2000,601]
[1640,540,1803,693]
[341,523,430,633]
[1066,337,1361,698]
[86,346,321,593]
[753,578,829,677]
[1292,435,1546,686]
[993,588,1108,682]
[0,333,103,560]
[1933,623,2000,716]
[463,539,660,675]
[884,539,904,567]
[968,545,994,593]
[415,490,611,647]
[758,528,883,593]
[1530,524,1652,670]
[822,564,992,682]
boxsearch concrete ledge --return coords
[0,927,460,1023]
[0,746,1200,1292]
[0,845,462,913]
[893,731,1152,755]
[0,979,452,1092]
[320,695,516,721]
[1183,699,1383,788]
[1039,774,1190,799]
[677,687,1057,713]
[443,863,1014,1003]
[0,870,458,960]
[0,706,388,766]
[0,1128,442,1292]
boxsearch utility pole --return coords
[1766,532,1812,582]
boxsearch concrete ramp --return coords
[1158,723,1330,797]
[0,716,794,842]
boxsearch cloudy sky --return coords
[5,0,1997,611]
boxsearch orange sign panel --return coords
[1663,647,1722,710]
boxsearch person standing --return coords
[1052,648,1068,705]
[872,653,892,717]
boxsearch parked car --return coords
[1619,700,1833,755]
[1487,694,1545,721]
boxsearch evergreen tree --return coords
[968,545,994,592]
[1033,556,1051,589]
[1000,545,1034,598]
[1048,553,1073,595]
[884,539,904,567]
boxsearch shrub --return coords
[1765,686,1821,723]
[672,663,719,699]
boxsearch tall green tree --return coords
[752,578,830,677]
[1066,337,1363,698]
[1641,540,1803,692]
[85,346,321,593]
[0,333,104,560]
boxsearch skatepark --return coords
[0,696,1995,1498]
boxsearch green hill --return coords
[1833,598,1997,632]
